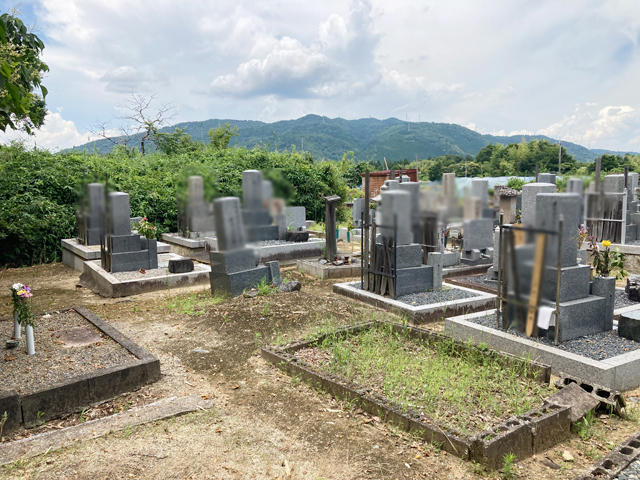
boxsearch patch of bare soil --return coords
[1,262,640,479]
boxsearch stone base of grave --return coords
[202,237,323,263]
[460,248,493,265]
[246,225,279,242]
[80,253,210,297]
[208,250,282,298]
[160,233,208,257]
[108,237,158,273]
[395,265,434,296]
[62,238,170,272]
[442,250,461,267]
[445,309,640,391]
[297,259,362,279]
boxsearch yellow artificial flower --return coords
[602,240,611,248]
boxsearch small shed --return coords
[360,169,419,199]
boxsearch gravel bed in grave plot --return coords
[353,282,481,306]
[1,309,137,395]
[616,289,640,310]
[617,459,640,480]
[467,312,640,361]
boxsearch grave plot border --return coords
[332,281,496,323]
[261,321,571,470]
[575,429,640,479]
[297,259,362,279]
[445,309,640,391]
[81,254,211,298]
[0,306,160,434]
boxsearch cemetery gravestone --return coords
[77,183,104,246]
[241,170,279,242]
[186,176,215,235]
[521,183,557,227]
[209,197,281,297]
[323,196,340,261]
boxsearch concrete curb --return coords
[297,259,361,279]
[262,321,569,470]
[445,309,640,391]
[0,306,161,434]
[0,395,212,466]
[333,281,496,324]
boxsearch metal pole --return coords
[554,215,563,346]
[496,211,504,329]
[393,214,397,299]
[622,189,628,245]
[361,211,364,290]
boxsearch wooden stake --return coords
[526,233,547,337]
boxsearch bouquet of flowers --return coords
[11,283,34,326]
[137,217,157,239]
[589,237,628,279]
[578,224,589,249]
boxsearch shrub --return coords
[0,142,349,267]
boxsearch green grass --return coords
[166,291,227,316]
[312,324,546,435]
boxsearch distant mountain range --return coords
[71,114,639,163]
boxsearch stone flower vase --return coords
[13,311,21,339]
[25,324,35,355]
[592,275,616,331]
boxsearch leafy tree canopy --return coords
[0,13,49,133]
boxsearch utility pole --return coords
[558,139,562,175]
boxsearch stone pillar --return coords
[471,179,489,208]
[535,193,582,267]
[442,173,456,197]
[538,173,556,185]
[378,190,413,245]
[213,197,246,252]
[427,252,443,290]
[323,195,341,260]
[108,192,132,236]
[566,178,584,195]
[464,196,481,220]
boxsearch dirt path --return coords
[1,263,639,479]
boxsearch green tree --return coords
[154,127,203,155]
[208,123,239,149]
[0,13,49,133]
[428,161,443,181]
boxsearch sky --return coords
[2,0,640,151]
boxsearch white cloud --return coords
[8,0,638,151]
[0,112,115,150]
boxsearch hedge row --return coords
[0,143,349,268]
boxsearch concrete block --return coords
[285,231,310,242]
[554,296,608,342]
[0,390,21,434]
[246,224,278,243]
[168,257,194,274]
[276,213,287,238]
[521,183,556,227]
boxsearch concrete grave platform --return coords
[80,253,210,297]
[0,306,160,434]
[160,233,207,257]
[62,238,170,272]
[262,321,572,470]
[297,259,362,279]
[333,281,496,323]
[198,237,324,263]
[445,309,640,391]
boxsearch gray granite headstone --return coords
[443,173,456,197]
[378,190,413,245]
[471,179,489,208]
[538,173,556,185]
[242,170,263,210]
[214,197,246,251]
[566,178,584,195]
[521,183,557,227]
[285,206,306,231]
[108,192,132,236]
[603,174,625,193]
[535,193,581,267]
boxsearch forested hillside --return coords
[72,114,606,163]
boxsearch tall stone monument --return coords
[209,197,281,297]
[242,170,278,242]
